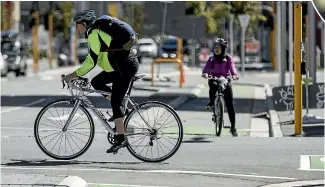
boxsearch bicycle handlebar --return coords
[61,74,89,90]
[206,75,233,81]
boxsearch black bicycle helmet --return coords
[213,37,228,49]
[73,9,97,28]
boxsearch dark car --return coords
[1,30,28,77]
[159,37,190,59]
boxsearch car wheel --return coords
[1,70,7,77]
[15,69,20,77]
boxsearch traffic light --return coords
[29,10,37,28]
[43,13,49,30]
[302,2,308,17]
[261,8,274,30]
[185,6,194,15]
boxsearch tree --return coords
[59,2,74,37]
[185,1,266,35]
[1,1,13,31]
[120,2,144,35]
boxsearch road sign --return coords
[238,14,251,31]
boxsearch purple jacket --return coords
[202,55,238,77]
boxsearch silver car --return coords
[0,52,9,77]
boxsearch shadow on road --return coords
[182,136,213,143]
[176,97,266,114]
[0,95,176,109]
[2,159,169,167]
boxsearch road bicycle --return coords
[206,75,233,136]
[34,73,183,163]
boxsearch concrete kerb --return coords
[264,84,283,137]
[231,81,283,137]
[58,176,88,187]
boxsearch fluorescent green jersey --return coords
[76,29,115,76]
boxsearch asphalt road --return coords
[1,62,324,187]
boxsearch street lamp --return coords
[157,1,173,79]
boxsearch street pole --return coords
[32,3,39,73]
[48,2,54,69]
[270,2,276,70]
[238,15,250,77]
[323,23,325,68]
[289,2,293,86]
[293,2,303,135]
[229,14,234,56]
[280,1,286,86]
[308,2,316,83]
[240,28,245,75]
[12,1,20,32]
[158,2,168,78]
[276,2,282,81]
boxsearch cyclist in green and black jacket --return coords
[62,9,139,153]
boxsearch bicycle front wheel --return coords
[124,101,183,163]
[214,96,224,136]
[34,99,95,160]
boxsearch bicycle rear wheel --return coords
[124,101,183,163]
[34,99,95,160]
[214,96,224,136]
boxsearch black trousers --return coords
[208,80,236,128]
[91,50,139,119]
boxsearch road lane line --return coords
[0,166,296,180]
[88,183,173,187]
[0,98,47,114]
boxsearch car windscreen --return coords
[1,42,19,53]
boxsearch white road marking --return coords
[261,180,325,187]
[299,155,325,171]
[299,155,311,170]
[0,98,47,114]
[88,183,173,187]
[1,126,109,133]
[0,166,296,180]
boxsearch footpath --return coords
[236,71,325,137]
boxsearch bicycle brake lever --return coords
[61,74,66,89]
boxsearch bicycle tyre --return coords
[124,101,183,163]
[34,99,95,160]
[214,96,225,136]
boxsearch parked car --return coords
[131,42,142,64]
[0,52,9,77]
[138,38,158,57]
[1,30,27,77]
[159,36,191,59]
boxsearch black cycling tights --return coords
[91,51,139,119]
[208,80,236,128]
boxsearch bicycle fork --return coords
[62,99,81,131]
[212,93,222,122]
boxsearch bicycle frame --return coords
[62,80,154,134]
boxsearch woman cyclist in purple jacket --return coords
[201,38,239,136]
